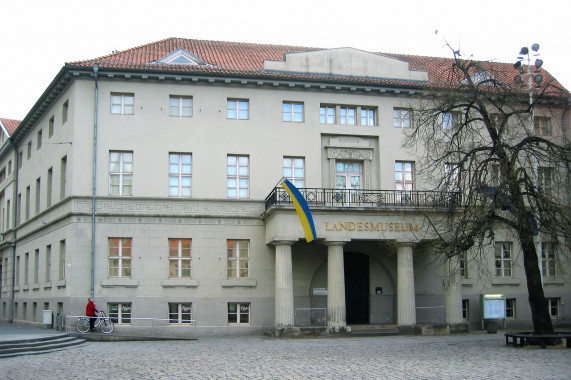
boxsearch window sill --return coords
[461,279,475,287]
[544,278,565,285]
[491,278,520,286]
[56,279,66,288]
[42,282,52,290]
[101,278,139,288]
[21,285,29,291]
[33,283,40,291]
[161,279,199,288]
[221,279,257,287]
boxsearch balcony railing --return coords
[264,187,461,211]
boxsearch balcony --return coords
[264,187,461,212]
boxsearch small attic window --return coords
[464,71,497,85]
[152,48,209,66]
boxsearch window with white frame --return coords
[283,157,304,187]
[538,167,552,195]
[459,252,468,279]
[445,163,460,191]
[109,151,133,196]
[393,108,412,128]
[541,242,556,277]
[108,238,132,278]
[227,155,249,198]
[360,108,376,126]
[442,112,460,130]
[109,303,132,324]
[494,242,512,277]
[395,161,414,190]
[110,93,134,115]
[462,299,469,320]
[169,303,192,324]
[228,302,250,325]
[282,102,304,122]
[227,99,249,119]
[547,297,560,317]
[534,116,551,136]
[169,153,191,197]
[169,96,193,117]
[320,105,335,124]
[227,239,249,279]
[339,106,356,125]
[169,239,191,278]
[506,298,516,318]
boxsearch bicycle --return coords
[76,311,114,334]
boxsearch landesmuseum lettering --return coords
[325,221,419,232]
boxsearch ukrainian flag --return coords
[281,179,317,242]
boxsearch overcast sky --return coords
[1,0,570,121]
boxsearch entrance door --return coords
[335,161,362,204]
[344,252,369,324]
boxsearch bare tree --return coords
[405,47,571,334]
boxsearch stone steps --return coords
[0,334,88,358]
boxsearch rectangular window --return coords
[442,112,460,130]
[228,302,250,325]
[110,93,134,115]
[16,256,20,285]
[27,141,32,160]
[462,299,469,320]
[58,240,65,280]
[320,105,335,124]
[227,155,249,198]
[283,157,305,188]
[108,238,132,278]
[395,162,414,190]
[547,298,560,317]
[534,117,551,136]
[35,178,41,215]
[168,303,192,324]
[168,153,191,197]
[62,100,69,124]
[282,102,304,122]
[60,156,67,200]
[37,130,42,150]
[45,244,51,282]
[541,242,556,277]
[227,239,249,279]
[360,108,376,126]
[169,96,193,117]
[459,252,468,279]
[445,163,460,191]
[169,239,191,278]
[47,168,53,208]
[48,116,54,137]
[227,99,249,120]
[393,108,412,128]
[538,167,552,195]
[494,242,512,277]
[25,186,30,221]
[339,107,356,125]
[109,303,132,324]
[506,298,516,318]
[109,151,133,196]
[24,252,29,285]
[34,249,39,284]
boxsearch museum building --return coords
[0,37,569,337]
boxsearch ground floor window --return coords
[109,303,132,324]
[169,303,192,324]
[547,298,560,317]
[462,299,469,321]
[228,302,250,325]
[506,298,516,318]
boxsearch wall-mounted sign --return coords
[313,288,327,296]
[325,221,419,232]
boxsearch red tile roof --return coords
[67,37,569,95]
[0,118,20,135]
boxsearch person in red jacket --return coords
[86,297,99,331]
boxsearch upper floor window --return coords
[541,242,556,277]
[494,242,512,277]
[27,141,32,160]
[282,102,304,122]
[37,130,42,150]
[169,96,193,117]
[109,151,133,196]
[283,157,304,187]
[227,155,249,198]
[227,239,249,279]
[459,252,468,279]
[339,107,356,125]
[320,105,336,124]
[111,93,134,115]
[169,153,191,197]
[395,161,414,190]
[227,99,249,120]
[393,108,412,128]
[169,238,191,278]
[48,116,55,137]
[108,238,132,278]
[62,100,69,124]
[361,108,376,126]
[445,163,460,191]
[443,112,460,130]
[538,167,552,195]
[534,116,551,136]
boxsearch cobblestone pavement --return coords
[2,333,570,379]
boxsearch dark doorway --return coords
[344,252,369,324]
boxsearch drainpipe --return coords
[0,121,19,323]
[91,66,99,298]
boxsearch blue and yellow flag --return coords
[281,179,317,242]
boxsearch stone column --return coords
[445,256,463,324]
[273,240,295,328]
[326,241,347,329]
[397,243,416,326]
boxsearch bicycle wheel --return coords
[76,318,90,333]
[100,318,114,334]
